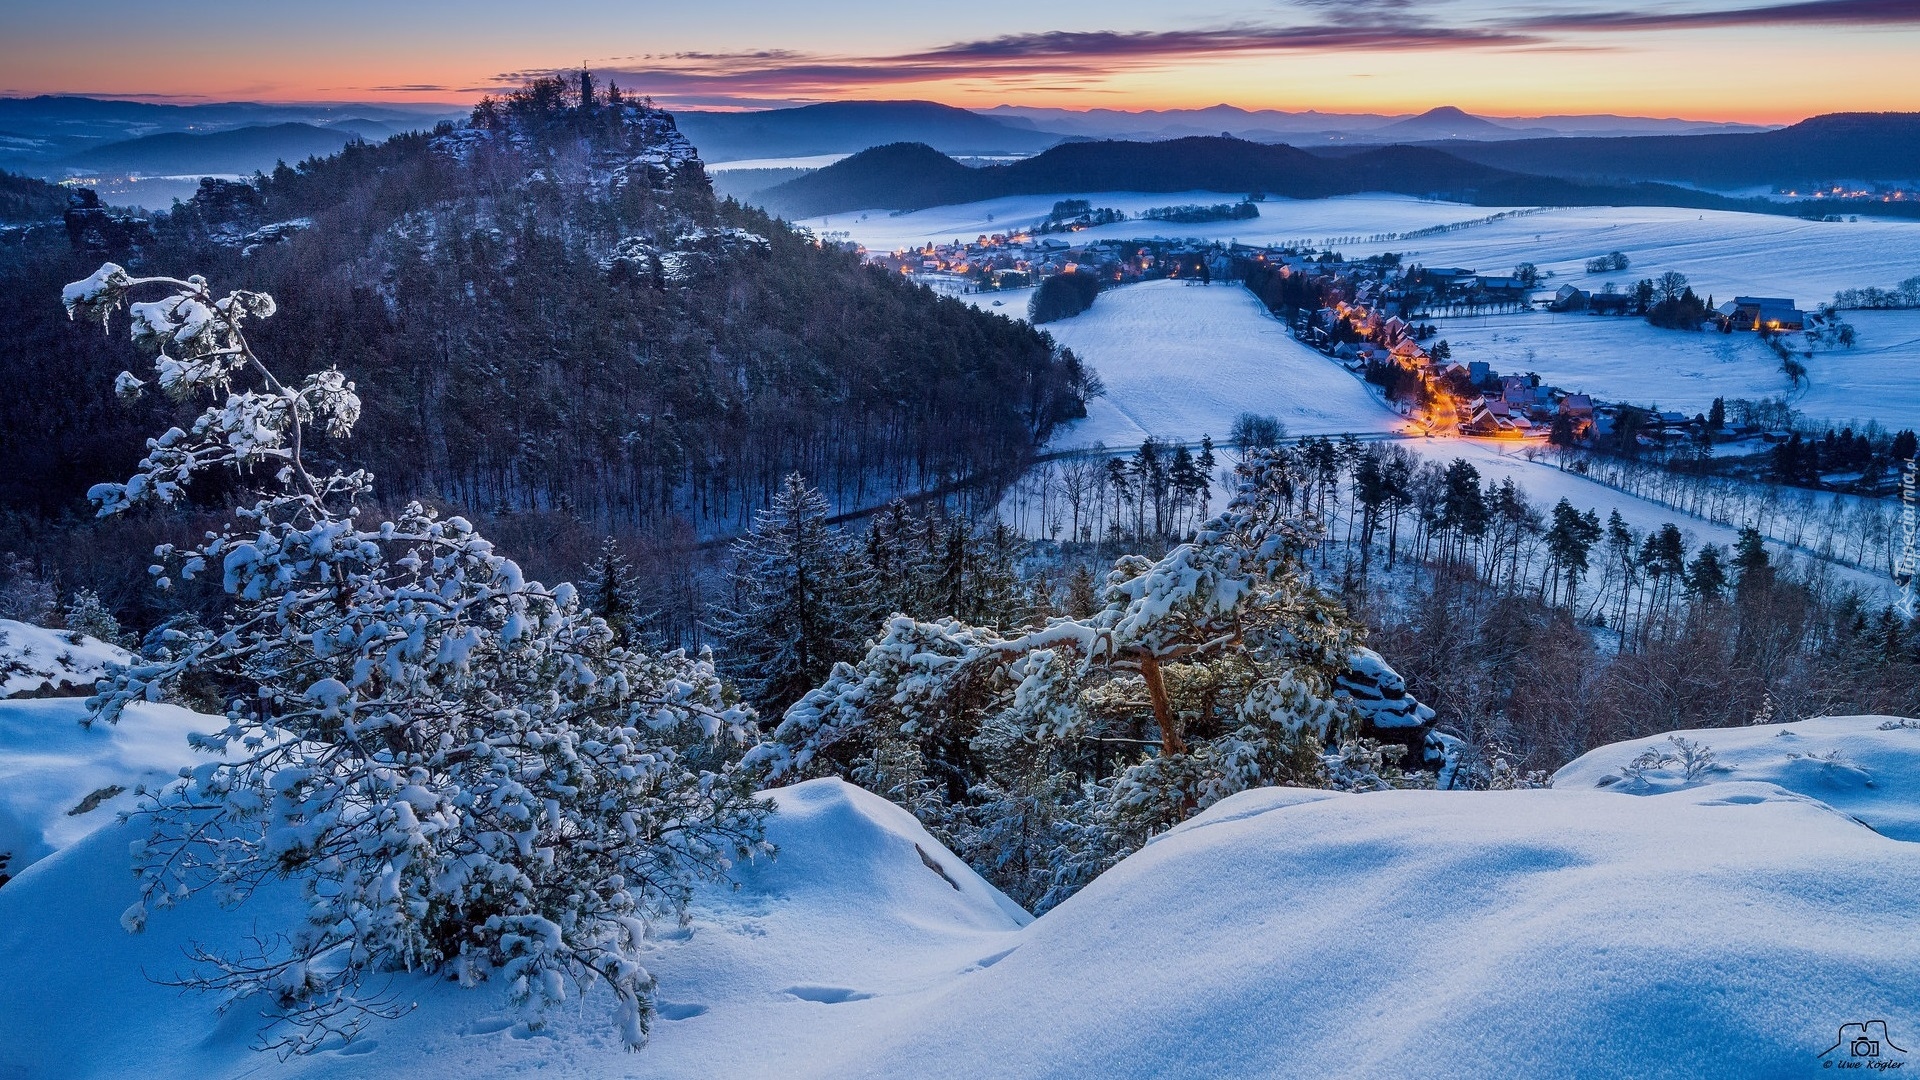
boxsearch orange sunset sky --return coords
[5,0,1918,120]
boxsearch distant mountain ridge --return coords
[978,102,1771,142]
[756,136,1795,219]
[1372,106,1537,141]
[0,96,464,176]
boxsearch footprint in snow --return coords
[783,985,875,1003]
[657,1001,710,1020]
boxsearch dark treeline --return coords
[1028,270,1104,323]
[0,76,1091,636]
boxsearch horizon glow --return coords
[3,0,1917,122]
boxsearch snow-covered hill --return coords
[0,618,133,698]
[3,713,1918,1078]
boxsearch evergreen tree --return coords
[1685,544,1728,601]
[1732,526,1773,596]
[713,473,875,713]
[1893,429,1918,463]
[1063,564,1100,618]
[580,537,651,647]
[1544,499,1601,607]
[1196,435,1218,521]
[864,500,919,617]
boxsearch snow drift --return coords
[0,698,209,878]
[2,717,1918,1078]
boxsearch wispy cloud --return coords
[1516,0,1920,31]
[503,23,1545,106]
[496,2,1918,108]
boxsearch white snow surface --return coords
[1021,279,1404,449]
[1344,203,1920,310]
[5,717,1920,1078]
[0,618,133,697]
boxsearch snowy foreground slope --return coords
[4,718,1919,1078]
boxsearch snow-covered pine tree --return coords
[711,473,875,713]
[64,263,767,1053]
[750,450,1440,907]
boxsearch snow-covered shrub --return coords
[62,588,124,647]
[1606,735,1725,789]
[66,263,768,1053]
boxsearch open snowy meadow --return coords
[981,279,1406,449]
[801,192,1515,252]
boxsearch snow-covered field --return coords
[705,153,850,172]
[5,708,1920,1079]
[995,279,1406,449]
[1343,203,1920,309]
[802,192,1500,252]
[1427,310,1920,428]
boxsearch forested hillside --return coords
[0,170,68,223]
[0,78,1089,615]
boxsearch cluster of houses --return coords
[858,230,1233,291]
[1273,254,1732,443]
[1548,284,1814,331]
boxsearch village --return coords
[846,212,1819,454]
